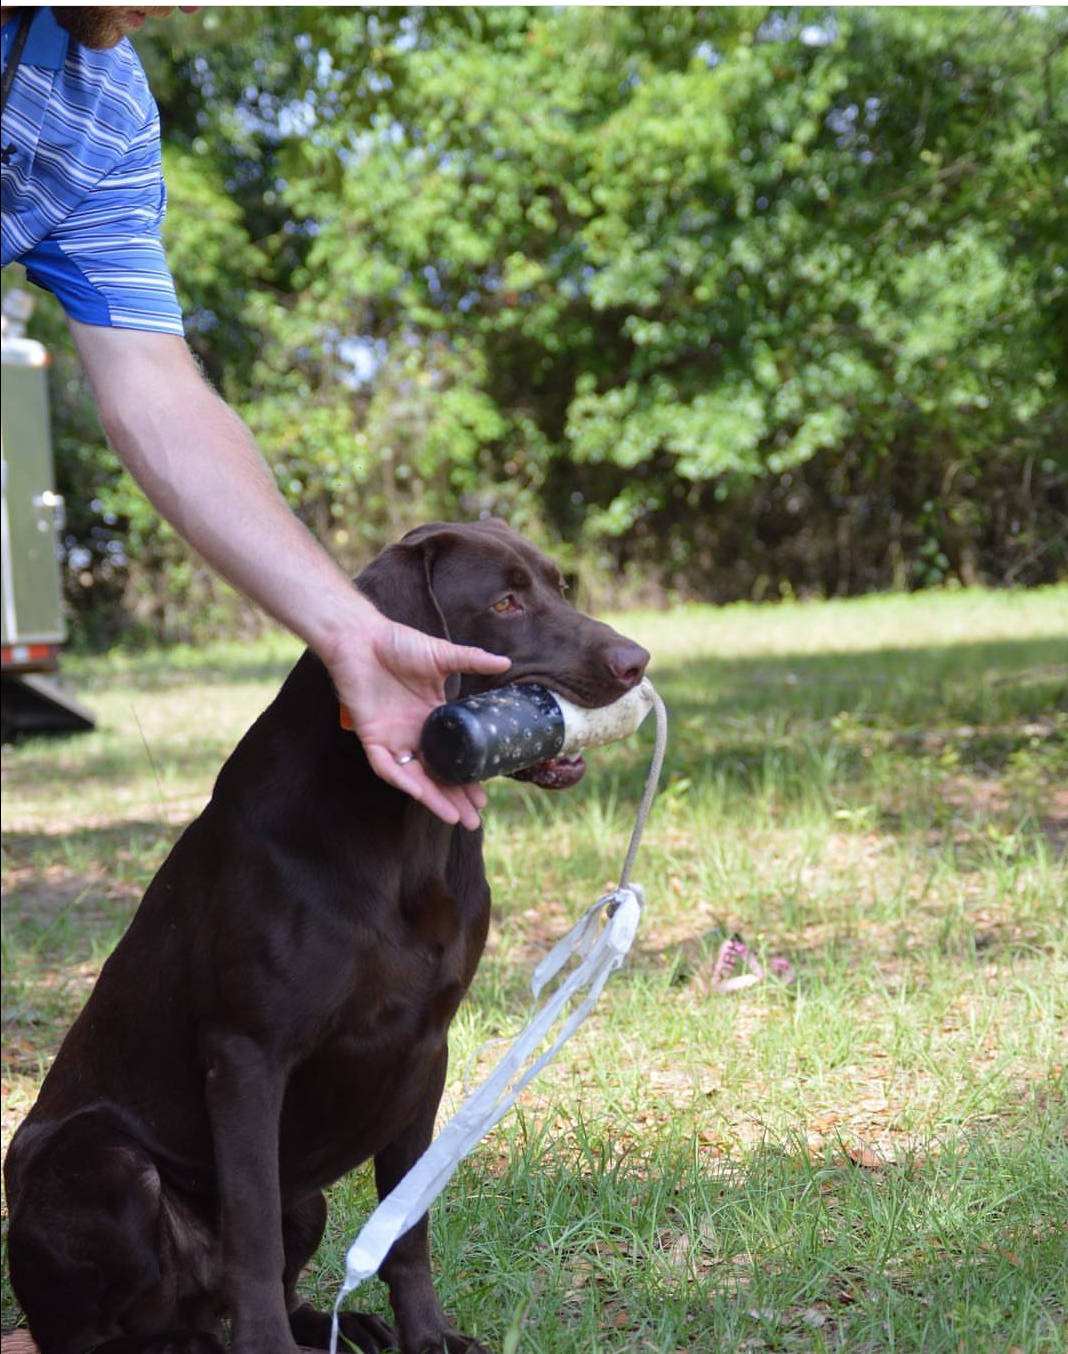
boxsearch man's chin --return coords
[52,7,128,48]
[52,7,175,50]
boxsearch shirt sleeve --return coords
[18,102,185,336]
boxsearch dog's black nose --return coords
[604,641,650,691]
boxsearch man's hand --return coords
[68,320,509,827]
[325,619,510,830]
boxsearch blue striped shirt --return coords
[1,7,184,334]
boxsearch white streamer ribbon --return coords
[330,883,644,1349]
[330,682,667,1348]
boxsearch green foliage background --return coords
[17,5,1068,641]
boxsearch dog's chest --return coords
[277,852,490,1189]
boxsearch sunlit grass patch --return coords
[2,586,1065,1347]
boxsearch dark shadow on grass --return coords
[10,636,1064,843]
[3,820,185,880]
[648,635,1067,727]
[2,819,181,996]
[5,739,237,787]
[485,635,1066,821]
[69,654,299,694]
[499,635,1068,849]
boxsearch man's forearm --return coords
[69,321,386,657]
[67,320,510,828]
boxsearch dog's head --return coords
[357,519,650,788]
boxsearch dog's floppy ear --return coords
[355,524,464,639]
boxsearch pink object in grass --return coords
[708,935,761,992]
[703,935,795,994]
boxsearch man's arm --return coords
[68,320,509,828]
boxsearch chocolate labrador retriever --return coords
[4,520,649,1354]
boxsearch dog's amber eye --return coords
[491,595,519,614]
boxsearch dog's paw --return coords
[289,1300,398,1352]
[336,1311,400,1353]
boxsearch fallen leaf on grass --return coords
[603,1304,635,1330]
[658,1215,719,1276]
[662,1232,693,1274]
[744,1302,833,1333]
[851,1094,890,1117]
[844,1142,895,1170]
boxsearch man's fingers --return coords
[433,639,511,677]
[465,648,512,673]
[338,621,507,825]
[365,746,484,831]
[367,746,461,825]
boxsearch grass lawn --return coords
[2,585,1066,1352]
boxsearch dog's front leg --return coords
[205,1031,297,1354]
[374,1052,488,1354]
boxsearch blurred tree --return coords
[280,5,1067,598]
[23,6,1067,640]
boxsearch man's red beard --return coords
[52,7,176,50]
